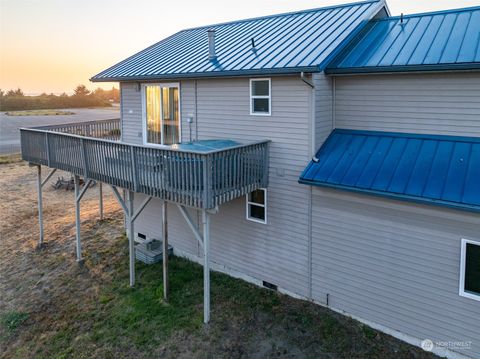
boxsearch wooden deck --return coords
[20,119,270,209]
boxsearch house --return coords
[20,1,480,358]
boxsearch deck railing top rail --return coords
[29,118,121,141]
[20,120,270,209]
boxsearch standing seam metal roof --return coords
[299,129,480,212]
[91,0,384,81]
[326,6,480,74]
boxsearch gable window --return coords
[142,83,181,145]
[246,189,267,224]
[250,78,271,115]
[459,238,480,301]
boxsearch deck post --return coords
[36,165,44,249]
[99,182,103,220]
[74,175,82,262]
[162,200,169,301]
[202,209,210,324]
[128,190,135,287]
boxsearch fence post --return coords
[45,132,51,167]
[130,146,138,192]
[37,165,44,248]
[202,154,212,209]
[81,138,89,179]
[263,142,270,188]
[128,190,135,287]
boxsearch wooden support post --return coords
[36,165,44,249]
[99,182,104,220]
[74,175,82,262]
[162,200,169,301]
[202,209,210,324]
[128,191,135,287]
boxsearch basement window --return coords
[459,238,480,301]
[246,189,267,224]
[250,78,271,115]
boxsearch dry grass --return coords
[4,110,75,116]
[0,153,22,165]
[0,162,439,359]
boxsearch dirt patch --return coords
[0,162,123,356]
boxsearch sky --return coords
[0,0,478,95]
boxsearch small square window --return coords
[250,78,271,116]
[252,98,269,113]
[252,80,269,96]
[246,188,267,224]
[459,238,480,301]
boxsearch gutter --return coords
[90,66,321,83]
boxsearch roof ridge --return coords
[180,0,380,32]
[370,5,480,22]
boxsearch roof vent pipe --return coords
[207,29,217,61]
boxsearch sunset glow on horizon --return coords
[1,0,478,95]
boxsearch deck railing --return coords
[20,122,269,209]
[34,118,121,140]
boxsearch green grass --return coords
[4,109,75,116]
[3,235,436,358]
[0,311,29,334]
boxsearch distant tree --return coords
[0,89,4,97]
[6,88,24,97]
[110,86,120,102]
[73,84,90,96]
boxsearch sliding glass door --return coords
[144,83,180,145]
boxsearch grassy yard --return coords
[0,162,437,358]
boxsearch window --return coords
[142,83,181,146]
[459,238,480,301]
[250,78,271,115]
[246,189,267,224]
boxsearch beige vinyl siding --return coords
[125,76,313,297]
[334,72,480,136]
[120,83,142,144]
[311,187,480,357]
[121,81,196,145]
[313,73,333,150]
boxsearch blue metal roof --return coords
[326,6,480,74]
[299,129,480,212]
[91,1,384,82]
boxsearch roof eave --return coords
[325,63,480,75]
[298,179,480,214]
[90,66,321,82]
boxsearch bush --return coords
[0,86,115,112]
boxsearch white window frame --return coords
[141,82,182,147]
[459,238,480,302]
[249,78,271,116]
[246,188,267,224]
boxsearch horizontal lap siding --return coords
[129,76,312,297]
[196,77,311,297]
[120,81,195,144]
[120,83,142,144]
[335,72,480,136]
[313,73,333,149]
[311,188,480,357]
